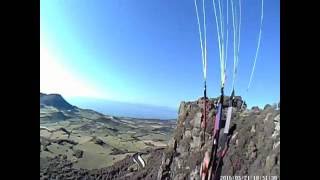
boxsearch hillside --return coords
[40,93,176,173]
[40,96,280,180]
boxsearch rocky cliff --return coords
[157,97,280,179]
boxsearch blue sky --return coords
[40,0,279,109]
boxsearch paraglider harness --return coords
[202,88,236,180]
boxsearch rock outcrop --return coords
[157,97,280,179]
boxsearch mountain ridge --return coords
[40,92,76,110]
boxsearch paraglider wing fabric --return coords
[215,104,222,130]
[224,106,233,134]
[137,155,146,168]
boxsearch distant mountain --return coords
[40,93,177,120]
[40,93,75,110]
[65,97,178,120]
